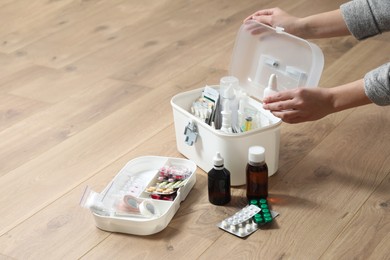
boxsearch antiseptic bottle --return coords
[208,152,231,205]
[246,146,268,201]
[263,74,278,99]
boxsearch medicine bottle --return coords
[208,152,231,205]
[263,74,278,99]
[246,146,268,201]
[220,76,239,128]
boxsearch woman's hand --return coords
[244,8,304,37]
[244,8,349,39]
[262,80,371,124]
[262,87,334,124]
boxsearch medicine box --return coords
[171,21,324,185]
[81,156,197,235]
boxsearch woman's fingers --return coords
[263,99,296,111]
[263,90,298,110]
[253,9,276,16]
[270,110,303,124]
[243,8,277,23]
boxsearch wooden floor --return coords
[1,0,390,259]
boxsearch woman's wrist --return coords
[290,17,308,38]
[296,10,350,39]
[328,79,371,112]
[295,17,311,38]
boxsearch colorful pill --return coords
[254,215,263,222]
[263,213,271,218]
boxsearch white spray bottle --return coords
[263,74,278,99]
[220,100,233,134]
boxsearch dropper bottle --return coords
[208,152,231,205]
[263,74,278,99]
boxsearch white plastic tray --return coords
[82,156,197,235]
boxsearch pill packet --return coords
[217,204,261,238]
[217,202,280,238]
[249,198,276,225]
[145,165,191,195]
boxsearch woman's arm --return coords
[244,8,350,39]
[262,80,372,124]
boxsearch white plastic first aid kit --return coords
[171,21,324,185]
[80,156,197,235]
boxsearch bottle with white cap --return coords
[246,146,268,201]
[263,74,278,99]
[220,100,233,133]
[208,152,231,205]
[220,76,239,129]
[220,76,239,97]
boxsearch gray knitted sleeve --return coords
[364,63,390,106]
[340,0,390,39]
[341,0,390,106]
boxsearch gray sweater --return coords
[341,0,390,105]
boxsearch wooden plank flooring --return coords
[0,0,390,259]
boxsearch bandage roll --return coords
[139,200,158,217]
[122,195,159,217]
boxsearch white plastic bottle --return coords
[220,100,233,133]
[220,76,239,96]
[220,76,239,128]
[237,93,248,132]
[263,74,278,99]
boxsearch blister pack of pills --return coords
[217,199,280,238]
[249,198,274,224]
[217,204,261,238]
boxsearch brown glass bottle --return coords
[246,146,268,200]
[208,152,231,205]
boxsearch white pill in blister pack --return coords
[217,204,261,238]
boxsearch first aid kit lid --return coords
[229,21,324,100]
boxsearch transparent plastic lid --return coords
[229,21,324,100]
